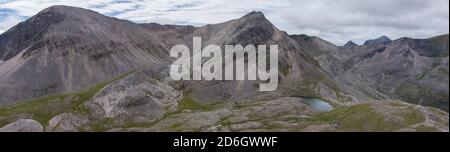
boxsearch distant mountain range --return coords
[0,5,448,132]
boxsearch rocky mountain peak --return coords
[39,5,99,16]
[237,11,271,26]
[41,5,79,13]
[0,5,116,60]
[363,35,392,46]
[242,11,266,19]
[34,5,108,24]
[222,11,277,45]
[344,41,358,47]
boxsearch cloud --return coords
[0,0,448,45]
[0,14,24,34]
[278,0,449,44]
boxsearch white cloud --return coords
[0,15,23,33]
[0,0,448,45]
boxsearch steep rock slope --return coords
[141,12,344,104]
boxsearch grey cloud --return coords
[280,0,449,44]
[0,0,448,45]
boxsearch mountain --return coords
[0,6,448,132]
[343,41,358,47]
[289,34,338,57]
[351,35,449,111]
[306,34,449,111]
[0,5,170,104]
[134,11,335,105]
[363,35,392,46]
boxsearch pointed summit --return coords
[363,35,392,46]
[219,10,276,45]
[242,11,266,18]
[344,41,358,47]
[239,11,269,24]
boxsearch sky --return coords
[0,0,448,45]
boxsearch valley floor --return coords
[0,72,448,132]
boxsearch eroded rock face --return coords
[0,119,43,132]
[47,113,89,132]
[86,66,181,124]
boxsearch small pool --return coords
[302,97,333,112]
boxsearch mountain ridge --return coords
[0,5,448,132]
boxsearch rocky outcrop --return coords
[0,119,43,132]
[47,113,89,132]
[86,66,181,124]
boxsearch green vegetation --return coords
[393,81,446,109]
[177,96,211,111]
[176,89,227,112]
[438,67,449,76]
[416,54,447,81]
[313,103,425,131]
[279,65,290,76]
[428,34,449,57]
[89,118,117,132]
[394,82,427,104]
[415,125,439,132]
[402,107,426,125]
[107,93,226,131]
[166,123,183,131]
[219,116,232,126]
[0,71,135,127]
[264,122,283,130]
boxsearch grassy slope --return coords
[313,103,426,131]
[0,71,134,126]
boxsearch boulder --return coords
[0,119,43,132]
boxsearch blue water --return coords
[302,98,333,112]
